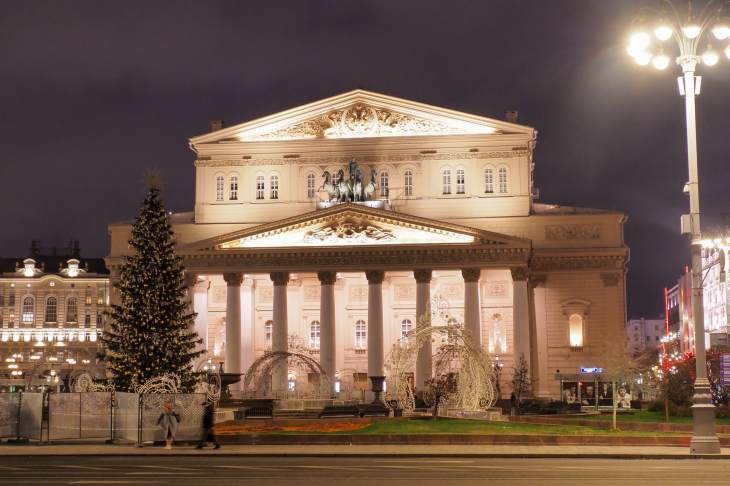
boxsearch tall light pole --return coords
[626,0,730,454]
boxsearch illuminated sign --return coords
[580,367,603,374]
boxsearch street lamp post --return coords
[626,0,730,454]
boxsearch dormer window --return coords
[23,259,36,277]
[67,259,80,278]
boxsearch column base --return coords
[369,376,385,405]
[690,381,721,454]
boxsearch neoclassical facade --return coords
[107,90,628,399]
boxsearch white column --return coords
[318,271,337,384]
[241,278,255,374]
[271,271,289,394]
[366,270,385,402]
[193,279,210,353]
[532,275,550,398]
[511,267,531,371]
[223,272,243,379]
[462,268,481,346]
[414,269,432,392]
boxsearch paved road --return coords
[1,455,730,485]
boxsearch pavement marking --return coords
[57,465,111,471]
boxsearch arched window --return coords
[456,168,465,194]
[569,314,584,348]
[215,175,225,201]
[380,171,389,197]
[264,320,273,347]
[442,168,452,194]
[270,174,279,200]
[22,297,34,324]
[484,168,494,194]
[355,319,367,349]
[229,175,238,201]
[309,320,321,349]
[498,167,508,193]
[255,175,265,200]
[66,297,78,323]
[400,319,413,341]
[404,170,413,197]
[307,172,316,198]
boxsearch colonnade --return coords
[188,267,533,396]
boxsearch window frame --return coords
[66,297,78,323]
[442,167,452,195]
[498,166,508,194]
[484,167,494,194]
[380,170,389,198]
[456,167,466,194]
[307,172,317,198]
[21,296,34,324]
[215,175,225,201]
[309,320,321,350]
[270,174,279,200]
[403,169,413,197]
[229,175,238,201]
[255,175,265,200]
[355,319,367,349]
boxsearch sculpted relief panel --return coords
[545,224,601,241]
[240,103,493,141]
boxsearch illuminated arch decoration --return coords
[242,351,331,398]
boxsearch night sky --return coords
[2,1,729,318]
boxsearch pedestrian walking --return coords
[196,401,221,449]
[156,402,180,450]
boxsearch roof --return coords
[0,255,109,277]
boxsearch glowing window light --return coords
[569,314,584,348]
[1,333,8,342]
[89,332,97,342]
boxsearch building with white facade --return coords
[626,317,665,357]
[0,242,109,391]
[106,90,629,399]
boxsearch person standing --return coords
[156,402,180,450]
[196,402,221,449]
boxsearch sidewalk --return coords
[2,442,730,458]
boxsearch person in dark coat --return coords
[196,402,220,449]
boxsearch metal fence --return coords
[1,391,204,445]
[48,392,113,440]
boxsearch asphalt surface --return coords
[2,455,730,485]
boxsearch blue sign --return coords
[580,367,603,374]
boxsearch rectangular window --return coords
[8,292,14,308]
[0,288,4,307]
[307,173,316,198]
[498,167,508,193]
[96,314,103,327]
[484,169,494,193]
[256,176,265,200]
[404,171,413,197]
[456,169,465,194]
[85,314,91,327]
[442,170,451,195]
[215,176,224,201]
[229,176,238,201]
[270,175,279,200]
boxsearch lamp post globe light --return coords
[626,0,729,454]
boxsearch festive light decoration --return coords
[384,313,496,414]
[101,183,203,392]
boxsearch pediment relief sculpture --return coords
[239,103,494,141]
[304,221,395,245]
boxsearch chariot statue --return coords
[320,158,378,203]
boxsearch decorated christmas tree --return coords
[103,180,202,392]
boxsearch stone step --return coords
[272,409,322,419]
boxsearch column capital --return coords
[270,271,290,286]
[531,274,548,287]
[365,270,385,285]
[184,272,198,288]
[461,268,481,283]
[413,269,432,284]
[223,272,243,286]
[510,267,529,282]
[317,271,337,285]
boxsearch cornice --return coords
[194,149,529,168]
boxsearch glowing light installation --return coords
[626,0,730,454]
[384,314,496,414]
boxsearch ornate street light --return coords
[626,0,729,454]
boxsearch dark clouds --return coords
[1,0,728,317]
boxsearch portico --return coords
[178,203,532,397]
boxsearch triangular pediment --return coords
[179,204,531,253]
[190,90,534,145]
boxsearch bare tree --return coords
[602,337,646,430]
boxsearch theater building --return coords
[106,90,628,399]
